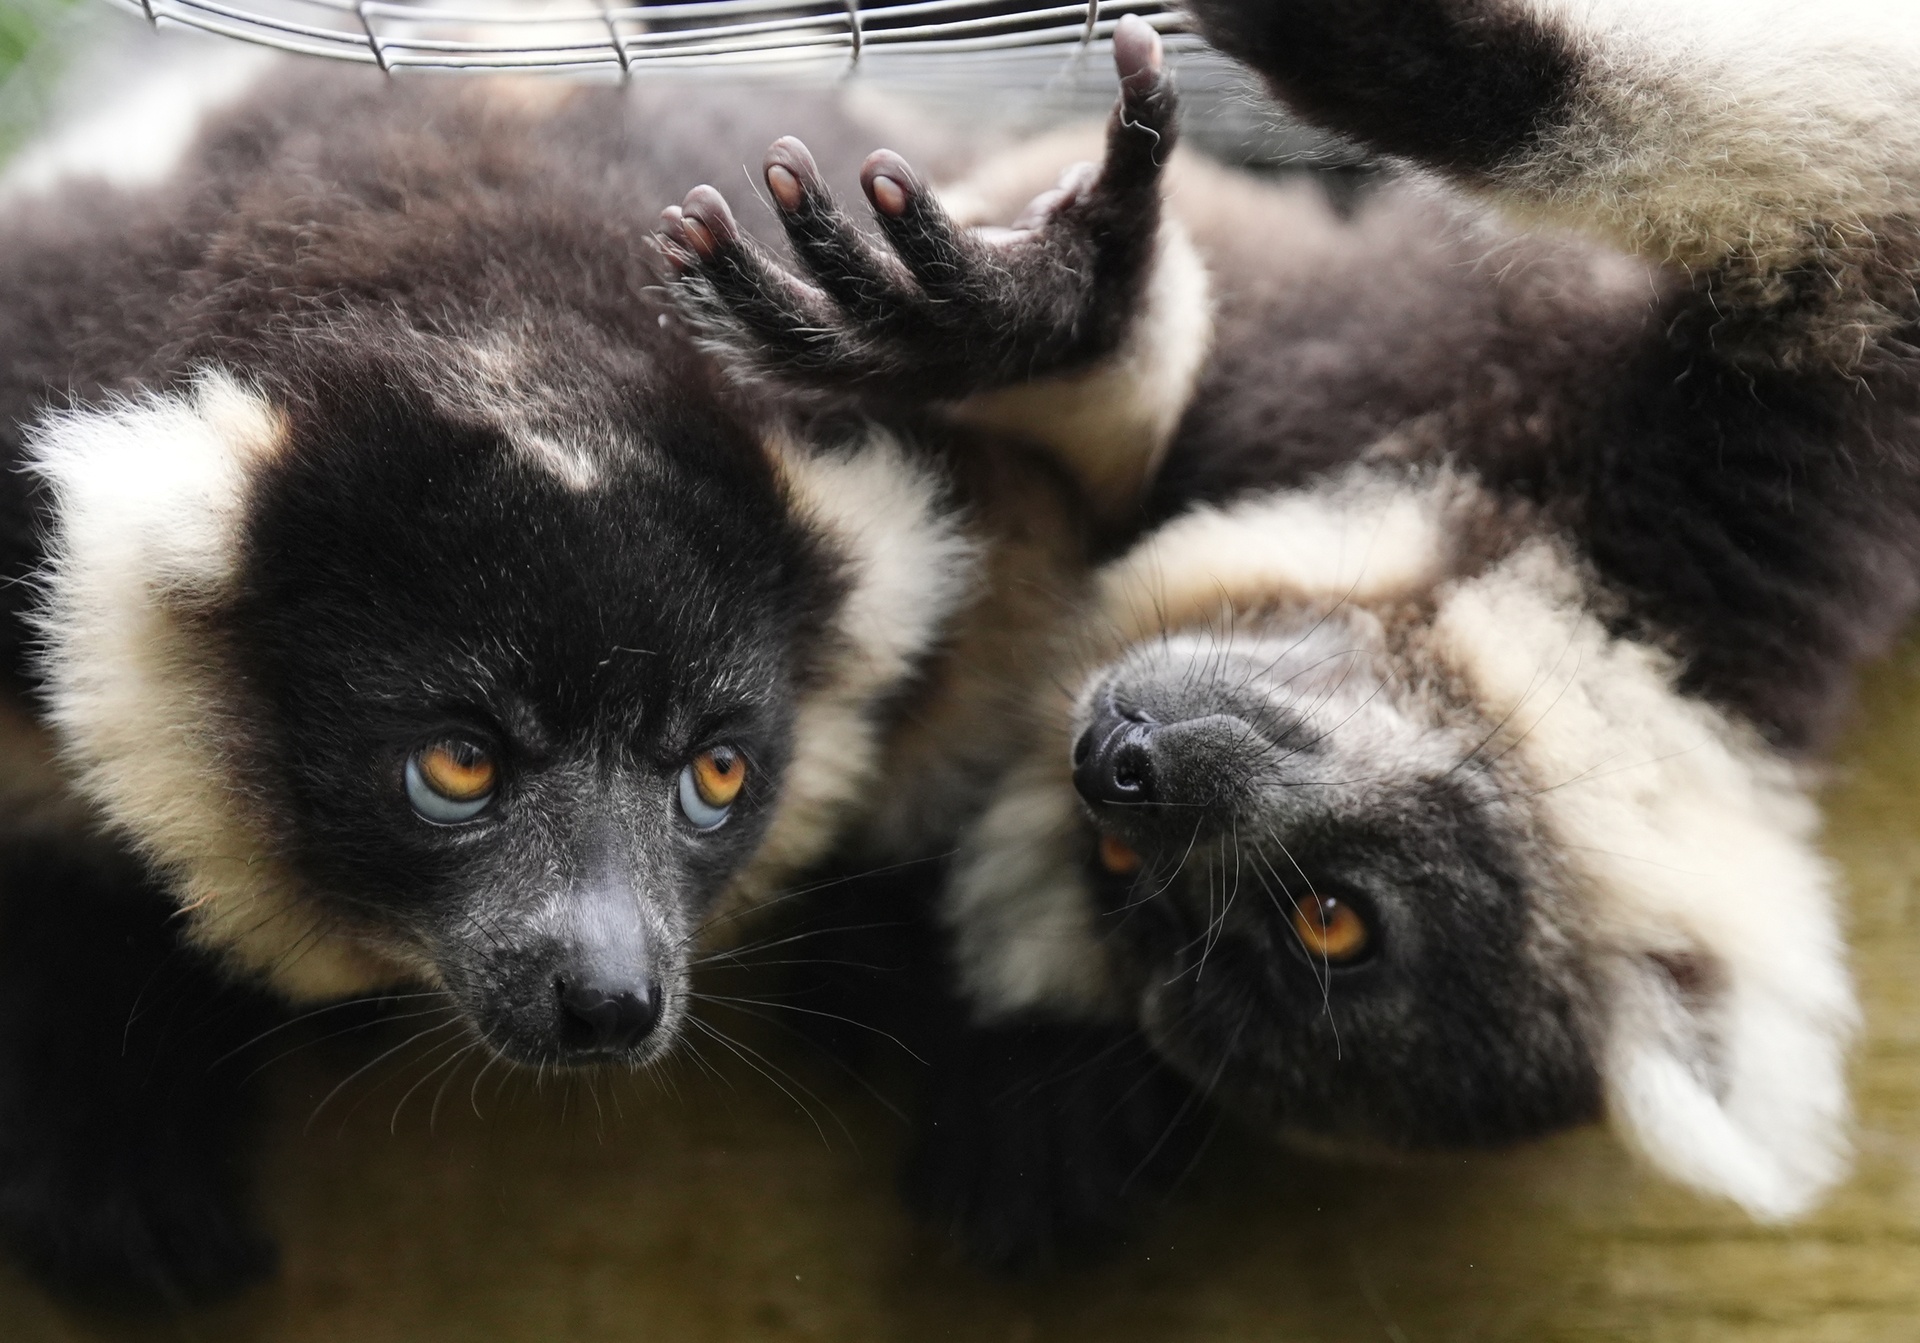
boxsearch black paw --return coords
[902,1014,1206,1273]
[655,14,1178,400]
[0,1168,276,1312]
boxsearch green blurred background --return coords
[2,10,1920,1340]
[0,0,70,150]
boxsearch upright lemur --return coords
[0,30,1191,1305]
[662,0,1920,1268]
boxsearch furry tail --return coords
[1187,0,1920,365]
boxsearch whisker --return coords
[304,1017,467,1135]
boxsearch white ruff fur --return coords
[1097,467,1471,640]
[28,371,417,1000]
[718,431,980,923]
[948,750,1118,1018]
[1511,0,1920,268]
[938,127,1216,519]
[1431,541,1856,1220]
[950,222,1214,518]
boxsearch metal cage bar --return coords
[98,0,1194,76]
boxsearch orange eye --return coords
[1290,893,1371,964]
[1097,832,1142,876]
[690,746,747,809]
[406,738,498,824]
[416,739,496,801]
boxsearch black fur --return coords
[0,823,281,1309]
[1156,187,1920,753]
[902,1011,1203,1273]
[1163,0,1920,752]
[1069,645,1603,1150]
[1182,0,1581,176]
[764,857,1207,1273]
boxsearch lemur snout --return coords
[1073,699,1157,806]
[1073,695,1261,814]
[555,975,663,1056]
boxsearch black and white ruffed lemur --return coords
[658,0,1920,1269]
[0,29,1195,1306]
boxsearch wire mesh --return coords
[96,0,1197,76]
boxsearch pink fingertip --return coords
[767,164,804,212]
[679,216,717,259]
[1113,13,1163,82]
[869,175,909,218]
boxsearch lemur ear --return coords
[28,367,286,604]
[1601,936,1856,1221]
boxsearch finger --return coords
[859,149,988,302]
[1101,15,1178,197]
[763,137,921,322]
[654,206,695,272]
[664,186,849,372]
[1113,12,1164,98]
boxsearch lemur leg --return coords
[0,833,280,1309]
[1189,0,1920,363]
[656,15,1209,518]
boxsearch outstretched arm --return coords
[656,16,1211,518]
[1187,0,1920,366]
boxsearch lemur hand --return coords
[654,14,1177,402]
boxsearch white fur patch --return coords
[945,733,1120,1020]
[950,221,1215,518]
[29,370,417,1000]
[0,42,275,203]
[1430,541,1857,1219]
[451,335,607,491]
[1510,0,1920,268]
[1096,467,1472,644]
[717,430,981,914]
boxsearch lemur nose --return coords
[555,975,662,1055]
[1073,700,1158,806]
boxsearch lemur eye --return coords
[1290,893,1372,964]
[678,746,746,831]
[406,737,498,824]
[1097,832,1143,876]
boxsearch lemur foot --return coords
[655,14,1178,400]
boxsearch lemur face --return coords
[29,331,848,1068]
[232,356,818,1065]
[1069,616,1603,1148]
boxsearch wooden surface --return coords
[5,643,1919,1342]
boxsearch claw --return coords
[656,23,1176,402]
